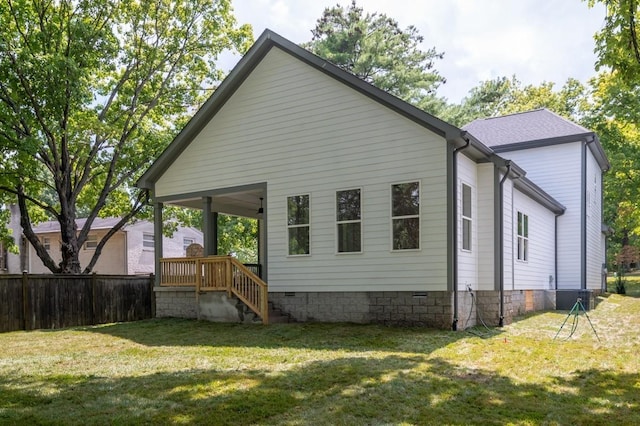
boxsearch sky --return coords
[223,0,607,103]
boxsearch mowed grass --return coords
[1,294,639,425]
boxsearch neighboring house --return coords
[17,217,202,275]
[137,30,609,329]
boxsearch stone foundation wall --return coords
[154,286,197,319]
[269,291,454,328]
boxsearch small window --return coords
[517,212,529,261]
[42,237,51,251]
[143,233,154,250]
[85,235,97,250]
[183,238,195,253]
[336,189,362,253]
[391,181,420,250]
[287,194,310,255]
[462,184,472,251]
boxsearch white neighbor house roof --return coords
[32,217,125,234]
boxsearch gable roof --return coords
[137,29,480,190]
[463,109,610,171]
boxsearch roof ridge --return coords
[480,108,547,121]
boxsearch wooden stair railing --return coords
[160,256,269,324]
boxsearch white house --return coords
[3,213,202,275]
[137,30,609,329]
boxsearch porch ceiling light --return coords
[257,197,264,214]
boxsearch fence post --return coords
[22,272,29,331]
[91,272,97,325]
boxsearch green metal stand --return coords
[554,298,600,342]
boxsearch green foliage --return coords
[589,0,640,83]
[442,76,589,126]
[615,273,627,294]
[303,0,445,111]
[0,0,252,273]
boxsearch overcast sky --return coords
[223,0,607,103]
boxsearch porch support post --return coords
[203,197,217,256]
[212,212,218,255]
[154,202,163,286]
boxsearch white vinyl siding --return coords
[500,142,582,289]
[512,189,556,290]
[155,47,449,292]
[476,164,495,291]
[586,151,604,289]
[457,155,478,290]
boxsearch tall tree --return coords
[443,77,589,127]
[0,0,252,273]
[303,0,446,111]
[589,0,640,82]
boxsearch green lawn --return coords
[607,274,640,296]
[1,294,639,425]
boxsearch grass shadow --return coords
[1,355,638,425]
[84,319,469,354]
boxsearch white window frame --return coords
[336,188,362,254]
[84,234,98,250]
[42,237,51,251]
[517,211,529,262]
[287,194,310,256]
[391,181,421,251]
[461,183,472,252]
[143,232,154,251]
[183,237,195,253]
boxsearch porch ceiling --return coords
[164,189,264,219]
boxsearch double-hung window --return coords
[461,184,472,251]
[42,237,51,251]
[517,212,529,261]
[183,238,195,254]
[336,189,362,253]
[391,181,420,250]
[143,233,154,250]
[287,194,310,255]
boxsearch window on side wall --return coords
[462,184,472,251]
[336,188,362,253]
[143,233,154,251]
[287,194,310,255]
[85,235,98,250]
[391,181,420,250]
[183,237,195,254]
[517,211,529,261]
[42,237,51,251]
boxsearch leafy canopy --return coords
[303,0,445,110]
[0,0,252,273]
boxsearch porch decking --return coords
[159,256,268,324]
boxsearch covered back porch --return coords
[152,183,269,323]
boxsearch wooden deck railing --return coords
[159,256,268,324]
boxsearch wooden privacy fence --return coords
[0,274,154,333]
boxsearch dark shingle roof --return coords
[463,109,592,147]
